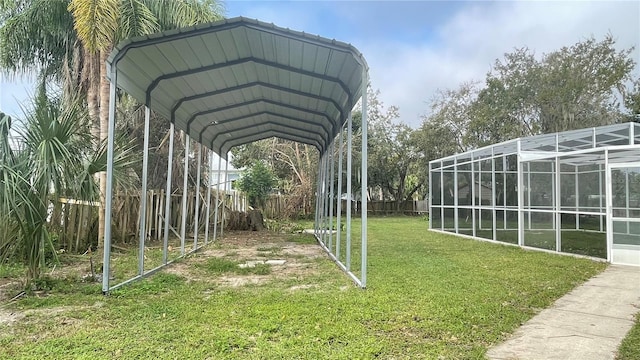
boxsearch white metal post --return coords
[138,106,151,275]
[162,123,175,264]
[346,113,353,271]
[517,140,524,246]
[322,152,329,245]
[599,164,603,232]
[213,156,222,242]
[555,157,561,252]
[336,128,344,259]
[605,149,612,262]
[527,165,532,230]
[491,154,496,240]
[193,144,202,250]
[204,150,212,245]
[221,157,229,239]
[428,162,432,229]
[575,165,579,229]
[314,156,322,236]
[454,157,459,233]
[102,68,117,293]
[180,135,190,255]
[361,69,368,288]
[471,156,475,237]
[329,140,335,251]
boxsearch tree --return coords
[236,161,277,209]
[232,138,319,217]
[468,36,636,145]
[365,88,422,209]
[68,0,223,246]
[0,89,136,287]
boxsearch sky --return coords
[1,0,639,128]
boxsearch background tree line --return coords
[232,35,639,214]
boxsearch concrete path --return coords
[487,265,640,360]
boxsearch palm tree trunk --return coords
[87,51,100,141]
[98,49,111,248]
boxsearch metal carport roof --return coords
[106,16,368,157]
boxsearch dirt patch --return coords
[163,231,326,288]
[0,309,25,327]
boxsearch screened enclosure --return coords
[429,122,640,266]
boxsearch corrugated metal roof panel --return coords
[107,17,366,158]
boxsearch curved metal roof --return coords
[106,17,368,158]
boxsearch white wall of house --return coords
[210,152,243,192]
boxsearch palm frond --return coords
[117,0,158,40]
[0,0,75,79]
[68,0,119,52]
[142,0,223,30]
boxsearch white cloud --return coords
[362,1,640,127]
[0,75,35,118]
[2,1,638,130]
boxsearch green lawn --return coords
[617,313,640,360]
[0,217,624,359]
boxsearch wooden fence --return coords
[263,195,428,218]
[51,190,247,253]
[51,191,426,253]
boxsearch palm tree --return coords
[0,88,137,287]
[1,0,225,250]
[68,0,224,247]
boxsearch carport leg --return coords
[336,128,344,260]
[204,150,212,245]
[180,135,190,255]
[138,106,151,275]
[213,156,222,242]
[102,69,117,293]
[361,71,368,288]
[329,140,335,251]
[221,157,229,239]
[162,123,175,264]
[194,144,202,250]
[346,113,353,271]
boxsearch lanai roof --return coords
[106,17,368,158]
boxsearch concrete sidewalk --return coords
[487,265,640,360]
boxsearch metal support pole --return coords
[575,165,579,229]
[102,68,117,293]
[361,70,369,288]
[204,150,212,245]
[213,156,222,242]
[491,153,496,240]
[180,135,190,255]
[555,158,561,252]
[517,140,524,246]
[503,156,507,229]
[138,106,151,275]
[193,144,202,250]
[314,154,322,235]
[346,113,353,271]
[221,156,229,239]
[336,128,344,259]
[162,123,175,264]
[527,165,532,230]
[322,152,329,245]
[454,158,459,233]
[471,156,475,238]
[599,164,603,232]
[329,140,335,251]
[428,162,432,229]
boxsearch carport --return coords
[102,17,369,293]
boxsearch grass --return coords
[0,216,631,359]
[196,257,272,276]
[617,314,640,360]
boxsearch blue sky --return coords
[1,1,639,127]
